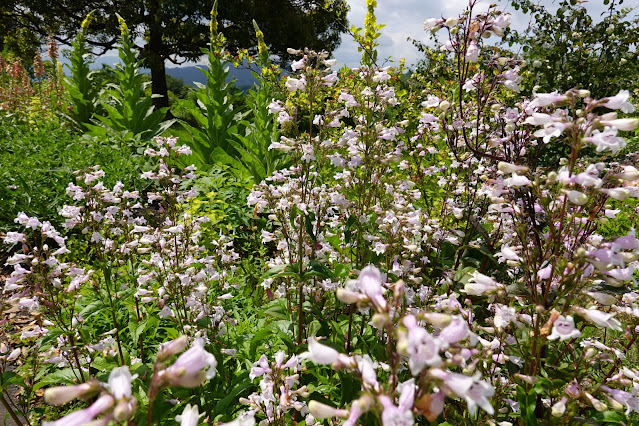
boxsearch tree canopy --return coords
[2,0,348,107]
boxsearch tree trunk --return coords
[146,0,170,113]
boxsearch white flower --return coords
[576,307,622,331]
[601,90,635,113]
[285,76,306,92]
[302,336,340,365]
[563,190,589,206]
[503,173,531,187]
[108,366,134,400]
[431,369,494,415]
[548,315,581,341]
[308,401,349,419]
[160,338,217,387]
[600,118,639,131]
[176,404,203,426]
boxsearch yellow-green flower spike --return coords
[210,0,218,36]
[116,14,128,37]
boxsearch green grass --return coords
[0,117,146,234]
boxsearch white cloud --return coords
[333,0,639,68]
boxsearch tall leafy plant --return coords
[87,15,173,145]
[63,12,101,131]
[227,21,287,183]
[182,2,245,170]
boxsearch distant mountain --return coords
[165,65,257,90]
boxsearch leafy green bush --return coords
[0,119,146,235]
[86,16,173,146]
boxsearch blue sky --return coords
[83,0,639,70]
[332,0,639,68]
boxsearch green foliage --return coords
[508,0,639,97]
[63,15,101,131]
[351,0,385,66]
[86,20,173,145]
[0,119,145,236]
[179,14,245,172]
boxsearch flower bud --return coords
[6,348,21,361]
[44,381,101,405]
[157,336,189,362]
[371,313,389,329]
[551,398,567,417]
[336,289,362,304]
[421,313,452,328]
[113,399,136,422]
[445,17,459,27]
[308,400,349,419]
[438,100,451,111]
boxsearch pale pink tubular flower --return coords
[547,315,581,341]
[399,315,443,375]
[44,381,101,406]
[464,272,502,296]
[438,316,470,344]
[43,394,114,426]
[600,118,639,131]
[431,369,494,416]
[575,307,622,331]
[528,92,568,109]
[308,400,349,420]
[160,338,217,387]
[218,410,256,426]
[301,336,350,366]
[358,265,388,312]
[379,379,415,426]
[600,90,635,113]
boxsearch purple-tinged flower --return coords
[301,336,350,366]
[44,381,101,406]
[218,410,256,426]
[358,265,388,312]
[584,127,627,154]
[529,92,568,109]
[493,305,518,329]
[4,232,26,244]
[465,41,480,62]
[400,317,443,375]
[431,369,494,415]
[575,307,622,331]
[600,90,635,113]
[464,272,502,296]
[249,355,272,380]
[600,386,639,414]
[308,400,349,420]
[548,315,581,341]
[438,316,470,344]
[379,379,415,426]
[43,394,114,426]
[600,118,639,131]
[159,338,217,387]
[598,187,631,201]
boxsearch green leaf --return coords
[34,369,80,390]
